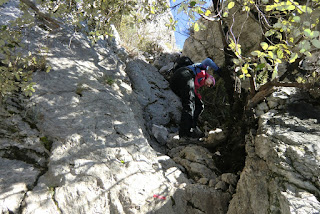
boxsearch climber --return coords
[170,57,221,139]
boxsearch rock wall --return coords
[143,0,176,52]
[0,2,235,214]
[182,5,262,66]
[125,58,238,214]
[180,5,320,212]
[228,87,320,214]
[182,19,225,65]
[0,23,185,213]
[1,1,320,214]
[0,24,236,214]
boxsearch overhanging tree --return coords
[171,0,320,107]
[1,0,319,101]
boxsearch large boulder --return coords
[228,87,320,214]
[182,19,225,66]
[125,59,182,135]
[182,5,262,66]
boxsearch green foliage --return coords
[225,0,320,85]
[0,0,54,98]
[296,72,320,84]
[296,63,320,84]
[0,0,169,98]
[40,0,170,42]
[172,0,320,90]
[174,0,210,32]
[40,136,53,151]
[0,25,50,98]
[116,2,172,56]
[100,74,114,86]
[256,69,269,85]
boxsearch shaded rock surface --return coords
[1,2,319,214]
[125,59,181,134]
[1,23,189,212]
[0,2,234,214]
[228,87,320,214]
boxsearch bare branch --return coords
[237,10,249,45]
[20,0,61,29]
[170,1,183,10]
[246,85,276,109]
[199,14,220,22]
[287,0,304,12]
[229,12,237,45]
[254,3,272,29]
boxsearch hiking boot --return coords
[190,127,205,138]
[179,127,204,139]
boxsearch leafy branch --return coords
[170,0,320,107]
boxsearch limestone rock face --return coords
[182,19,225,66]
[0,2,233,214]
[125,59,182,134]
[0,158,41,212]
[228,87,320,214]
[1,23,188,213]
[1,2,319,214]
[141,0,176,52]
[0,25,232,214]
[182,6,262,67]
[224,7,263,55]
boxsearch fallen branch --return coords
[20,0,61,29]
[246,81,316,109]
[246,86,276,109]
[259,81,313,91]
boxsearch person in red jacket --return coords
[170,57,220,139]
[194,70,216,100]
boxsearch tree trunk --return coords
[211,0,220,13]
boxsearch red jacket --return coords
[194,70,215,99]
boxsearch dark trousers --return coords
[170,68,204,137]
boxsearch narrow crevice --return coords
[0,146,48,169]
[17,160,49,214]
[51,186,63,214]
[285,157,320,200]
[187,201,205,214]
